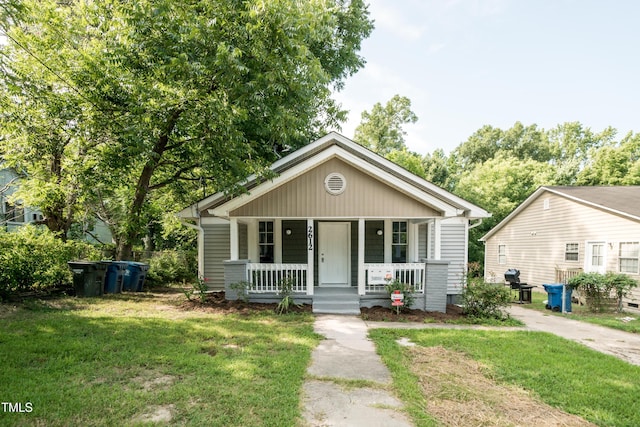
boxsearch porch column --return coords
[306,219,314,295]
[274,219,282,263]
[358,218,365,295]
[247,219,258,262]
[384,219,392,263]
[409,222,419,262]
[230,218,239,260]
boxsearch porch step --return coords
[312,287,360,315]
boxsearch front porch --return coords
[224,259,450,313]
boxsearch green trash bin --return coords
[68,261,108,297]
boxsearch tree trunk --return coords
[116,108,182,261]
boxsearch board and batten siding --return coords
[202,223,230,290]
[483,191,640,305]
[440,218,467,294]
[229,158,441,218]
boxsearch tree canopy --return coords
[0,0,373,258]
[354,94,418,156]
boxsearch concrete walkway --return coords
[302,307,640,426]
[301,315,413,427]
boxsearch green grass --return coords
[521,291,640,333]
[370,328,640,427]
[0,293,319,426]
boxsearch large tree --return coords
[354,94,418,156]
[1,0,373,258]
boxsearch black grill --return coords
[504,269,535,304]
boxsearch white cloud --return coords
[369,0,428,41]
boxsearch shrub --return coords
[276,276,300,314]
[385,279,415,312]
[145,250,197,286]
[568,272,638,312]
[460,278,512,321]
[0,225,100,299]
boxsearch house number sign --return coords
[307,225,314,251]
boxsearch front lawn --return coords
[0,291,319,426]
[520,291,640,334]
[371,328,640,427]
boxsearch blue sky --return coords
[333,0,640,155]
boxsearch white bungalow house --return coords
[481,186,640,310]
[178,132,490,313]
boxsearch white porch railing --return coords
[364,263,426,294]
[247,263,308,293]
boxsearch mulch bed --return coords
[361,304,465,322]
[178,291,312,315]
[178,290,466,322]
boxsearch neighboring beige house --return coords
[178,132,490,314]
[481,186,640,309]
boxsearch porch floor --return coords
[312,287,360,315]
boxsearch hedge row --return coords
[0,226,100,299]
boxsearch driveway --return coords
[507,305,640,366]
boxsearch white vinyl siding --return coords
[441,219,466,294]
[202,223,230,290]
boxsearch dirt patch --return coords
[361,304,465,323]
[407,345,595,426]
[178,291,312,315]
[132,374,176,392]
[132,404,175,423]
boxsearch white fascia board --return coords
[177,132,347,218]
[334,148,459,216]
[210,145,460,218]
[340,138,490,218]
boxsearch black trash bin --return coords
[103,261,127,294]
[123,262,150,292]
[68,261,108,297]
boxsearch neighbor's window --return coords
[392,221,407,263]
[258,221,274,263]
[619,242,639,274]
[498,245,506,265]
[4,202,24,223]
[565,243,579,262]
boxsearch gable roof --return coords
[480,185,640,241]
[178,132,491,220]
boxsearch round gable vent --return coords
[324,172,346,195]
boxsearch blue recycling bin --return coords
[103,261,127,293]
[122,262,150,292]
[543,284,572,312]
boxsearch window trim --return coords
[391,221,407,263]
[498,244,506,265]
[565,243,579,262]
[258,220,275,264]
[619,241,639,274]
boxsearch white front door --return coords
[318,222,350,287]
[585,241,606,274]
